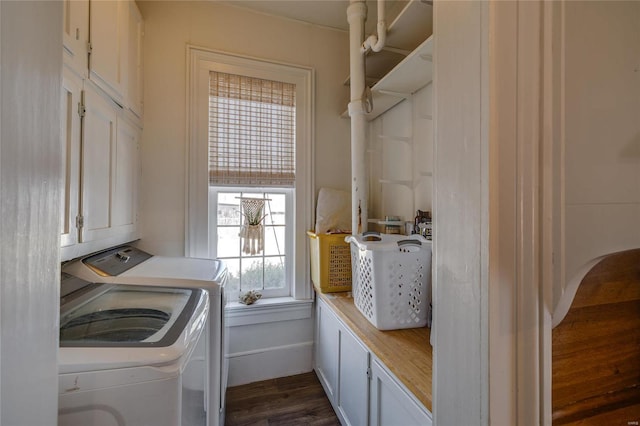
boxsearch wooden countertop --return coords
[316,290,433,412]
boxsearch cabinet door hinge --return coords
[87,41,92,55]
[366,367,372,380]
[75,215,84,229]
[78,102,86,118]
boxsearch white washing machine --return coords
[63,245,229,426]
[58,273,209,426]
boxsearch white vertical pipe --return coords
[347,0,368,234]
[362,0,386,53]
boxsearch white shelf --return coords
[367,218,405,226]
[385,0,434,51]
[343,35,434,121]
[342,0,433,120]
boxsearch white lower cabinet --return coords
[316,299,340,401]
[315,297,432,426]
[337,327,369,426]
[370,359,432,426]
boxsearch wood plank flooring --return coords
[225,372,340,426]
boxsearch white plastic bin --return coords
[346,232,432,330]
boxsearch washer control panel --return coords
[82,245,153,276]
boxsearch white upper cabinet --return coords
[60,67,83,248]
[61,81,140,261]
[60,0,143,260]
[89,0,127,106]
[112,117,139,234]
[63,0,144,121]
[126,1,144,119]
[80,85,118,243]
[63,0,89,76]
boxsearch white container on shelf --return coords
[346,232,432,330]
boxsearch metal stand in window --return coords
[237,197,271,255]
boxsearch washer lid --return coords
[122,255,227,286]
[58,277,209,374]
[60,276,204,348]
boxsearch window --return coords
[187,47,314,300]
[210,189,292,298]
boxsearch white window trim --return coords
[225,297,313,327]
[186,45,315,300]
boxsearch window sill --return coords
[225,297,313,327]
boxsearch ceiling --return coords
[221,0,411,34]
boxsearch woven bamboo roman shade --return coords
[208,71,296,187]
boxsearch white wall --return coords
[555,1,640,319]
[367,83,434,230]
[432,1,489,424]
[0,1,62,424]
[226,304,314,386]
[137,0,351,386]
[137,1,351,256]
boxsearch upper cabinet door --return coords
[89,0,127,105]
[112,117,139,235]
[127,1,144,119]
[60,67,83,248]
[63,0,89,76]
[80,85,118,244]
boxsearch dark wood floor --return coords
[225,372,340,426]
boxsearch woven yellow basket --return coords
[307,231,352,293]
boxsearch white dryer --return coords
[58,273,209,426]
[63,245,229,426]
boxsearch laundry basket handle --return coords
[397,239,422,248]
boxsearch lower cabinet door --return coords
[370,358,432,426]
[316,298,339,402]
[337,327,369,426]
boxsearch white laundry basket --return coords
[346,232,432,330]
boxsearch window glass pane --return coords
[264,257,286,290]
[212,188,290,298]
[217,226,240,258]
[224,258,240,296]
[264,226,285,256]
[241,259,264,291]
[242,192,263,199]
[218,193,241,225]
[265,193,286,225]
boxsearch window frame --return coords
[186,46,314,300]
[208,186,294,299]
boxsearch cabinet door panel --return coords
[113,119,138,232]
[89,0,125,104]
[60,68,83,248]
[63,0,88,75]
[127,1,144,118]
[316,299,339,402]
[370,359,432,426]
[337,327,369,426]
[80,87,117,243]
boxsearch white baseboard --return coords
[227,341,314,387]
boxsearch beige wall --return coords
[138,1,351,255]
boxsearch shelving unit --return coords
[342,0,433,121]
